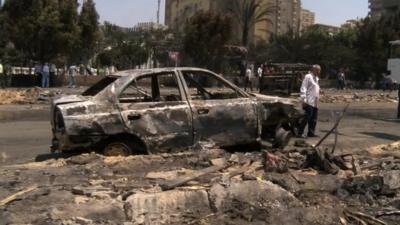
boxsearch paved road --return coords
[0,102,399,166]
[313,103,400,154]
[0,105,51,165]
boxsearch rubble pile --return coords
[320,92,398,104]
[0,87,58,105]
[1,141,400,225]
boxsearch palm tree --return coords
[230,0,275,47]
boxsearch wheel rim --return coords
[104,142,131,156]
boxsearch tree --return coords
[183,10,232,70]
[354,17,388,84]
[229,0,274,47]
[58,0,81,63]
[78,0,101,64]
[1,0,80,64]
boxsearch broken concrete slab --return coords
[210,180,302,212]
[145,169,194,180]
[124,189,212,224]
[382,170,400,190]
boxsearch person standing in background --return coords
[0,61,5,88]
[50,63,57,87]
[42,63,50,88]
[68,65,77,88]
[337,69,346,90]
[244,66,254,92]
[257,65,263,91]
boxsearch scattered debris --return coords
[0,87,60,104]
[2,107,400,224]
[320,90,398,103]
[0,185,38,206]
[160,163,228,191]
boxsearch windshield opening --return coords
[82,77,118,96]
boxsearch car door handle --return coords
[197,108,209,115]
[128,114,141,121]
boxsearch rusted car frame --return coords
[51,68,302,156]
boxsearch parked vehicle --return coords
[51,68,303,156]
[260,63,312,96]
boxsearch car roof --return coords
[109,67,212,78]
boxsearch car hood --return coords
[52,95,89,106]
[251,93,299,105]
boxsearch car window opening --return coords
[182,72,242,100]
[82,77,117,96]
[119,73,182,103]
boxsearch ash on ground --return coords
[1,141,400,225]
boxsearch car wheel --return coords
[103,141,133,157]
[273,127,292,148]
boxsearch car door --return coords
[117,72,193,153]
[180,70,258,147]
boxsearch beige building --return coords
[269,0,301,35]
[133,22,165,32]
[369,0,400,20]
[311,24,341,34]
[341,19,361,29]
[165,0,213,32]
[300,9,315,33]
[165,0,304,44]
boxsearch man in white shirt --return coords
[257,65,263,90]
[298,65,321,138]
[0,61,4,88]
[244,67,253,92]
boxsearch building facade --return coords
[341,19,361,29]
[165,0,306,44]
[269,0,301,35]
[165,0,212,32]
[310,24,341,34]
[300,9,315,33]
[369,0,400,20]
[133,22,165,32]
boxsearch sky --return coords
[88,0,369,27]
[302,0,369,26]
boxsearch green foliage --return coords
[229,0,274,47]
[78,0,101,63]
[97,39,148,70]
[0,0,100,66]
[183,10,232,70]
[96,22,151,70]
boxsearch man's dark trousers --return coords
[299,104,318,137]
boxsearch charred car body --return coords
[51,68,303,156]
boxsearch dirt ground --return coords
[0,88,400,225]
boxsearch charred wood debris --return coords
[1,106,400,225]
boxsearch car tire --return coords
[103,139,133,157]
[273,127,292,148]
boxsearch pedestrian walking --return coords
[68,65,77,88]
[42,63,50,88]
[244,67,254,92]
[0,61,5,89]
[298,65,321,138]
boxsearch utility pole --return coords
[157,0,161,24]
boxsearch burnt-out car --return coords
[51,68,303,156]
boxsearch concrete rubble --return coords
[1,140,400,225]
